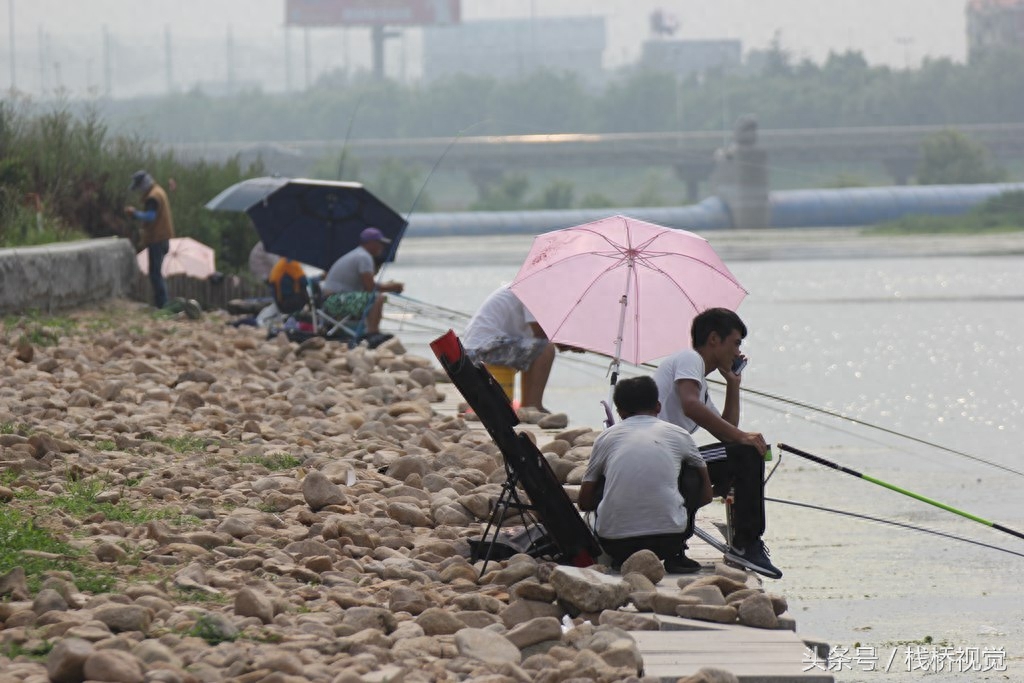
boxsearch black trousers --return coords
[694,442,766,547]
[598,533,684,567]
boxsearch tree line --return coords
[94,47,1024,143]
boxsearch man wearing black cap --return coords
[124,170,175,309]
[320,227,404,344]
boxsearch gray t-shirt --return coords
[653,348,718,433]
[582,414,705,539]
[321,246,374,295]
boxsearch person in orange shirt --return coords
[124,170,175,309]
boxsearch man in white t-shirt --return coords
[653,307,782,579]
[578,376,712,573]
[320,227,404,344]
[462,285,557,412]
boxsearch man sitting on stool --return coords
[653,307,782,579]
[320,227,404,346]
[578,376,712,574]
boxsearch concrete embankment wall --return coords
[0,237,139,314]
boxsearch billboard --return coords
[286,0,461,27]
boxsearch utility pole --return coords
[895,36,914,70]
[8,0,15,92]
[227,25,234,93]
[371,25,401,80]
[164,25,173,93]
[284,27,292,92]
[103,25,112,97]
[37,25,45,95]
[303,28,311,89]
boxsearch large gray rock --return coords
[620,550,666,584]
[454,628,522,665]
[504,616,563,649]
[46,637,94,683]
[234,587,274,624]
[302,470,348,510]
[92,604,153,633]
[83,649,145,683]
[550,566,630,614]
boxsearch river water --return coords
[385,230,1024,682]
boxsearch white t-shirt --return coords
[462,286,537,349]
[582,414,705,539]
[321,246,374,295]
[653,348,719,433]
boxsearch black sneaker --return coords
[664,554,701,574]
[725,539,782,579]
[364,332,394,349]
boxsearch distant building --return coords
[638,39,742,79]
[422,17,606,85]
[966,0,1024,61]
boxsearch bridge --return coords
[166,122,1024,201]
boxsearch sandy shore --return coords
[0,302,800,683]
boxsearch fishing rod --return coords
[633,361,1024,479]
[735,382,1024,478]
[765,496,1024,560]
[390,293,472,323]
[377,120,492,285]
[336,97,363,181]
[388,291,1017,480]
[777,443,1024,543]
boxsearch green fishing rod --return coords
[633,361,1024,478]
[778,443,1024,542]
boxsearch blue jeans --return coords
[148,240,169,309]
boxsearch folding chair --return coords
[304,280,362,341]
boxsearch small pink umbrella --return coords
[137,237,217,279]
[509,215,747,420]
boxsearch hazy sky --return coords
[2,0,968,96]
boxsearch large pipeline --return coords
[405,182,1024,237]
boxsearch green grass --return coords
[0,422,30,436]
[49,474,186,525]
[240,452,302,471]
[155,436,209,454]
[0,640,54,660]
[186,613,237,645]
[868,190,1024,235]
[0,508,115,594]
[867,214,1024,235]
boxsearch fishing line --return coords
[698,373,1024,478]
[390,291,1018,478]
[633,358,1024,477]
[377,119,492,286]
[778,443,1024,543]
[765,496,1024,560]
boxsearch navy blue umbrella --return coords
[205,177,407,270]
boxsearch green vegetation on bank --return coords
[0,100,261,271]
[868,191,1024,235]
[0,507,116,594]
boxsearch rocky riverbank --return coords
[0,302,794,683]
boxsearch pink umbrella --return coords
[137,237,217,279]
[509,215,747,419]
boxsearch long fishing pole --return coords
[336,97,363,180]
[777,443,1024,542]
[376,120,491,286]
[734,382,1024,478]
[634,360,1024,479]
[765,496,1024,560]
